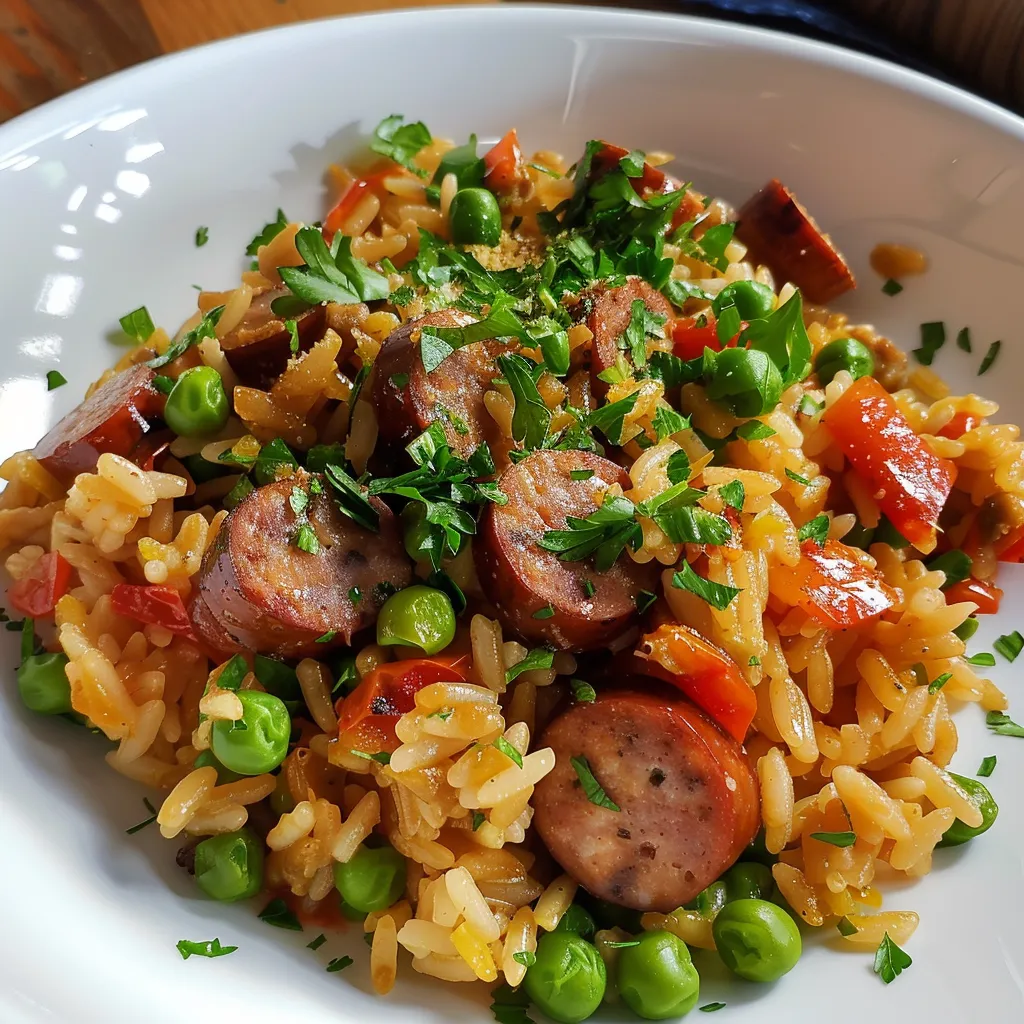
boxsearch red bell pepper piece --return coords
[937,410,981,439]
[770,539,898,629]
[110,583,195,638]
[944,577,1003,615]
[7,551,72,618]
[483,130,525,193]
[634,624,757,743]
[337,655,470,754]
[322,167,394,243]
[670,316,722,360]
[823,375,957,549]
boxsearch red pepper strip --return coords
[944,577,1003,615]
[634,624,756,743]
[997,526,1024,563]
[770,540,898,629]
[110,583,195,638]
[823,375,957,549]
[322,167,394,243]
[670,316,722,360]
[483,129,525,193]
[938,411,981,439]
[337,655,470,754]
[7,551,72,618]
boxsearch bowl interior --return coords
[2,7,1024,1023]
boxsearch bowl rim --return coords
[3,3,1024,161]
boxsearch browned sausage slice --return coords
[474,450,658,651]
[372,309,516,459]
[218,287,327,387]
[33,364,166,483]
[533,690,760,912]
[735,179,856,304]
[190,469,411,657]
[582,279,672,396]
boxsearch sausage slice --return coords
[533,690,760,912]
[218,287,327,387]
[372,309,516,459]
[735,179,855,304]
[474,450,658,651]
[191,470,411,657]
[582,279,672,396]
[33,364,166,483]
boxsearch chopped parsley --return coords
[718,480,744,511]
[873,932,912,984]
[749,655,761,666]
[881,278,903,296]
[606,940,641,949]
[967,652,996,667]
[928,672,952,695]
[570,754,620,811]
[497,352,551,450]
[570,469,595,481]
[582,579,597,599]
[493,736,524,769]
[836,917,859,937]
[994,630,1023,662]
[288,485,309,516]
[195,225,209,247]
[913,321,945,365]
[785,468,811,486]
[125,796,158,835]
[925,549,971,589]
[390,372,410,389]
[652,404,690,441]
[348,586,362,604]
[505,647,555,684]
[307,933,327,951]
[978,755,997,777]
[636,590,657,614]
[278,226,390,307]
[246,208,288,255]
[570,678,596,703]
[152,374,175,395]
[176,938,237,960]
[671,561,741,611]
[351,749,393,764]
[986,710,1024,738]
[293,522,320,555]
[798,514,830,546]
[532,604,555,620]
[315,630,337,643]
[428,707,454,721]
[735,420,776,441]
[472,811,486,831]
[587,391,640,446]
[809,830,856,847]
[326,956,354,972]
[490,981,535,1024]
[323,463,379,533]
[956,326,972,352]
[119,305,155,342]
[285,318,300,355]
[512,951,537,968]
[45,370,67,390]
[979,340,1001,375]
[369,115,432,176]
[146,306,224,369]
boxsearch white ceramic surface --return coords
[2,6,1024,1022]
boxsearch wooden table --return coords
[2,0,1022,123]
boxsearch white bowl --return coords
[2,6,1023,1022]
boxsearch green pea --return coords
[937,773,998,847]
[712,898,802,982]
[617,930,700,1020]
[17,652,71,715]
[556,904,596,940]
[194,828,264,902]
[210,690,291,775]
[723,862,775,903]
[192,748,243,784]
[686,880,727,918]
[706,347,784,418]
[523,932,606,1024]
[333,842,407,913]
[449,188,502,247]
[712,280,775,322]
[164,366,230,437]
[813,337,874,386]
[376,584,456,655]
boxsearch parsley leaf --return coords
[925,549,971,589]
[979,340,1001,375]
[873,932,912,984]
[538,493,642,571]
[742,290,812,386]
[351,749,392,764]
[978,755,997,777]
[307,933,327,951]
[570,678,597,703]
[809,830,857,847]
[785,468,811,486]
[326,956,354,972]
[472,811,486,831]
[718,480,745,511]
[493,735,524,768]
[837,917,859,937]
[285,318,300,355]
[279,227,390,306]
[506,647,555,683]
[45,369,67,390]
[967,652,996,667]
[671,561,741,610]
[570,754,620,811]
[246,208,288,256]
[994,630,1023,662]
[323,463,380,532]
[258,897,302,930]
[881,278,903,296]
[636,590,657,614]
[369,115,432,176]
[294,522,320,554]
[986,710,1024,738]
[119,305,156,343]
[735,420,776,441]
[497,352,552,450]
[289,485,309,516]
[420,304,524,373]
[587,391,640,445]
[532,604,555,620]
[512,951,537,968]
[956,326,972,352]
[177,938,237,960]
[928,672,952,694]
[913,321,945,365]
[798,514,830,546]
[125,796,158,835]
[490,981,535,1024]
[146,306,224,369]
[652,404,689,441]
[700,1004,727,1013]
[195,225,209,247]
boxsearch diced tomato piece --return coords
[635,624,757,743]
[483,129,525,193]
[6,551,72,618]
[938,411,981,439]
[337,655,470,754]
[110,583,195,638]
[823,376,957,549]
[944,577,1003,615]
[670,316,722,360]
[322,168,394,243]
[770,539,898,629]
[591,142,668,194]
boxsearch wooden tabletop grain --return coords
[1,0,1022,124]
